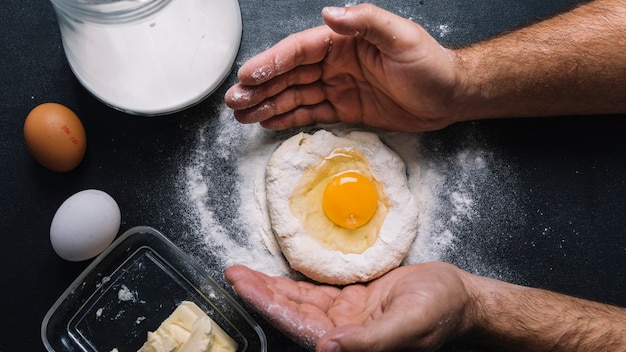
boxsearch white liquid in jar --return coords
[57,0,242,115]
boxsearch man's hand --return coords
[225,4,464,132]
[225,262,474,352]
[226,1,626,132]
[226,261,626,352]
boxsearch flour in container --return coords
[56,0,241,115]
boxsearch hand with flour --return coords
[226,263,626,352]
[225,1,626,132]
[225,262,472,352]
[225,4,462,132]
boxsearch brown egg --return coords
[24,103,86,172]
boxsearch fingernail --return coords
[321,341,341,352]
[322,6,346,17]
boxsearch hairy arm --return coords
[226,1,626,132]
[454,0,626,121]
[464,273,626,350]
[226,263,626,352]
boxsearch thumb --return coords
[321,4,426,56]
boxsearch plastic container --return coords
[41,226,267,351]
[49,0,242,116]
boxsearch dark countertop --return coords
[1,0,624,351]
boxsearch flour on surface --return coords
[182,106,295,278]
[180,105,521,283]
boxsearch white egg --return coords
[50,189,121,261]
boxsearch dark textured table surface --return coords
[2,0,625,351]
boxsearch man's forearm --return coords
[453,0,626,121]
[464,273,626,350]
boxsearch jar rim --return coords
[50,0,172,24]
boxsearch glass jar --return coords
[50,0,242,116]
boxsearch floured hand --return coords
[224,262,473,352]
[224,4,464,132]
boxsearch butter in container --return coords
[41,226,267,352]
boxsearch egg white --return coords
[265,129,420,285]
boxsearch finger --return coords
[322,4,422,56]
[224,265,273,305]
[224,264,258,284]
[237,26,334,86]
[233,81,327,124]
[258,103,340,130]
[225,266,336,348]
[225,63,323,110]
[225,266,316,319]
[225,265,340,313]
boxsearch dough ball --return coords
[265,129,419,285]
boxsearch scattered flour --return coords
[180,105,520,283]
[438,24,452,37]
[182,107,295,278]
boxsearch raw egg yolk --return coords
[323,171,378,229]
[289,148,389,254]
